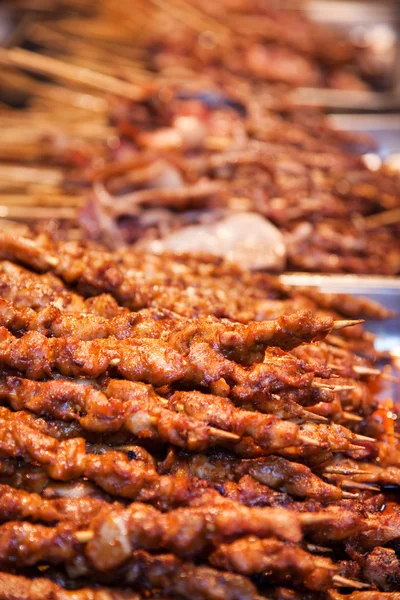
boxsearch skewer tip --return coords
[299,512,338,526]
[324,467,370,476]
[45,255,59,267]
[354,434,376,443]
[331,384,356,392]
[311,382,355,392]
[75,530,94,543]
[332,575,369,589]
[353,365,381,377]
[342,491,360,499]
[210,427,241,442]
[301,409,329,423]
[298,434,320,447]
[341,411,363,423]
[340,479,381,492]
[331,319,364,331]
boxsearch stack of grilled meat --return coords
[0,231,397,598]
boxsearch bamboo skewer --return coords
[148,0,231,39]
[364,207,400,230]
[75,530,95,543]
[0,48,147,101]
[0,194,83,207]
[324,467,371,476]
[0,165,63,186]
[341,411,363,423]
[331,319,364,330]
[332,575,370,590]
[0,206,78,220]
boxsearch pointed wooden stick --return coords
[354,434,376,443]
[324,473,374,486]
[0,206,79,220]
[209,428,241,442]
[353,365,381,376]
[299,513,340,526]
[332,385,356,393]
[0,48,146,101]
[381,372,400,383]
[331,319,364,330]
[0,194,84,207]
[364,207,400,230]
[311,382,334,390]
[301,409,329,423]
[342,491,360,499]
[312,382,355,392]
[306,544,332,553]
[298,434,321,447]
[333,575,369,589]
[341,411,363,423]
[347,444,370,453]
[148,0,230,38]
[339,479,381,492]
[75,530,94,543]
[324,467,371,476]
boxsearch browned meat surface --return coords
[0,233,396,598]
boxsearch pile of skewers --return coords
[0,0,399,273]
[0,230,398,598]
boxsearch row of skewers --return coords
[0,231,397,598]
[0,0,399,273]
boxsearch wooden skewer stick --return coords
[324,467,371,475]
[148,0,231,39]
[333,575,369,589]
[0,206,78,220]
[331,319,364,330]
[75,530,94,543]
[342,491,360,499]
[301,409,329,423]
[0,194,84,207]
[352,365,381,376]
[341,411,363,423]
[351,366,399,383]
[209,428,241,442]
[364,207,400,230]
[298,434,322,448]
[312,382,355,392]
[0,48,147,101]
[330,385,356,393]
[338,479,381,492]
[347,444,369,452]
[299,513,342,526]
[381,372,400,383]
[324,473,373,485]
[353,434,376,443]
